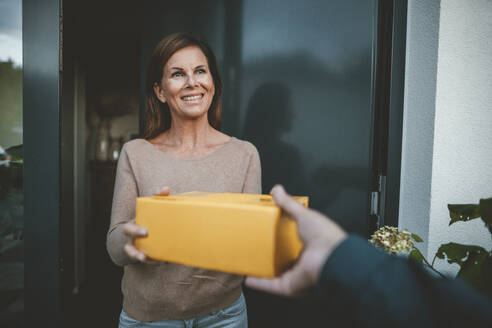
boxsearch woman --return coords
[107,33,261,327]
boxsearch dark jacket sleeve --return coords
[315,235,492,328]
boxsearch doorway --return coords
[18,0,406,326]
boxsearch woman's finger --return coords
[124,243,160,264]
[124,243,146,262]
[123,222,148,238]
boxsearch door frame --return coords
[370,0,407,231]
[23,0,61,326]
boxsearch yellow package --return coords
[134,192,307,278]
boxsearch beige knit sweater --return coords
[106,137,261,321]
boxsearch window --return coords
[0,0,23,326]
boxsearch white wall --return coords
[400,0,492,276]
[429,0,492,275]
[398,0,441,257]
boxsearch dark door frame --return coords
[23,0,61,326]
[369,0,407,232]
[384,0,407,228]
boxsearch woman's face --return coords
[154,46,215,122]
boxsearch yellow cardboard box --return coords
[135,192,307,278]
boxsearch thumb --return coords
[270,185,306,221]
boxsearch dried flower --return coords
[369,226,414,254]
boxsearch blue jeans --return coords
[118,293,247,328]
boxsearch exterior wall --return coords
[400,0,492,276]
[398,0,441,256]
[428,0,492,275]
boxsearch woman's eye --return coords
[171,71,183,78]
[196,69,206,74]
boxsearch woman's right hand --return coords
[122,187,170,263]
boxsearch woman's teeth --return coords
[182,95,202,101]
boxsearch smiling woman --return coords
[106,33,261,328]
[144,33,223,140]
[154,46,216,128]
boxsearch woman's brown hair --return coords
[144,33,223,139]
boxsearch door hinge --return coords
[370,175,387,228]
[370,191,379,215]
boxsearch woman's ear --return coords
[153,82,166,103]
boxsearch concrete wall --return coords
[399,0,492,276]
[398,0,441,257]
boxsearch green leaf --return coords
[447,204,481,226]
[409,249,425,264]
[411,233,423,243]
[435,243,487,267]
[479,198,492,235]
[457,253,492,297]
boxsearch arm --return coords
[246,185,492,327]
[319,236,492,327]
[242,145,262,194]
[106,145,139,266]
[107,144,170,266]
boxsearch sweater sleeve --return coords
[316,235,492,328]
[242,144,262,194]
[106,144,139,266]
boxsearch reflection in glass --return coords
[139,0,376,326]
[0,0,23,326]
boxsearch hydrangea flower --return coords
[369,226,414,254]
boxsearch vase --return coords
[108,137,122,161]
[95,120,110,161]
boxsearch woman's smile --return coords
[181,93,204,103]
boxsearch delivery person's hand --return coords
[245,185,347,296]
[122,187,170,263]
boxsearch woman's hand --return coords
[122,187,170,263]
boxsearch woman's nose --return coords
[186,74,198,88]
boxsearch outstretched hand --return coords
[245,185,347,297]
[122,186,170,263]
